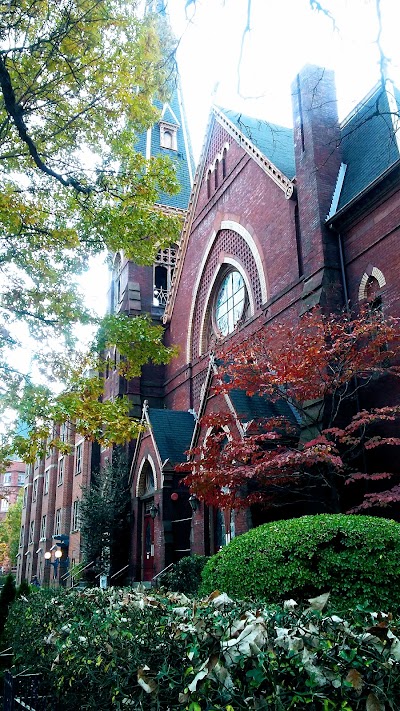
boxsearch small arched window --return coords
[214,160,219,190]
[207,170,211,199]
[222,147,227,179]
[163,130,173,149]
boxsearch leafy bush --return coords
[4,587,400,710]
[200,514,400,609]
[158,555,207,594]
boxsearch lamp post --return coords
[44,549,61,582]
[44,535,69,586]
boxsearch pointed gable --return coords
[148,409,196,465]
[220,108,295,179]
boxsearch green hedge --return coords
[200,514,400,609]
[157,555,207,594]
[4,587,400,709]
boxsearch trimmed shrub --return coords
[158,555,207,594]
[200,514,400,609]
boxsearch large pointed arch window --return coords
[214,270,248,337]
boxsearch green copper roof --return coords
[148,409,196,464]
[135,84,194,211]
[219,108,296,179]
[337,86,400,211]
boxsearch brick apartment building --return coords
[17,64,400,586]
[0,460,25,522]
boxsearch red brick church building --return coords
[17,63,400,586]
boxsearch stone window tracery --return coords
[153,245,177,307]
[191,229,261,360]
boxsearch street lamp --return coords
[149,502,159,519]
[189,495,199,512]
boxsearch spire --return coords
[137,0,195,211]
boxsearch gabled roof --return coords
[220,109,295,179]
[147,409,196,464]
[164,105,295,323]
[228,389,300,428]
[332,82,400,215]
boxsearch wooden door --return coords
[142,511,155,581]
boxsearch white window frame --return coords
[75,443,82,475]
[44,469,50,495]
[57,458,64,486]
[54,509,61,536]
[40,514,47,540]
[72,500,80,531]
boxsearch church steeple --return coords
[137,0,195,210]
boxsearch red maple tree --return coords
[180,308,400,514]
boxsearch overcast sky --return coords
[168,0,400,160]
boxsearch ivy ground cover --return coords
[4,586,400,710]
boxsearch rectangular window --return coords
[40,514,47,540]
[72,500,80,531]
[0,498,9,512]
[18,473,25,485]
[75,443,82,475]
[29,520,34,544]
[3,472,11,486]
[57,458,64,486]
[19,525,24,548]
[32,478,38,502]
[60,422,67,443]
[54,509,61,536]
[44,469,50,495]
[23,487,28,508]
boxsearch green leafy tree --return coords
[79,450,131,580]
[0,0,181,464]
[0,493,23,570]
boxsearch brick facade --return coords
[18,64,400,585]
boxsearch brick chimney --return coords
[292,65,343,310]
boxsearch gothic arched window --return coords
[214,269,248,337]
[153,246,177,307]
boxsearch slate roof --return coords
[151,93,195,210]
[229,389,301,427]
[148,409,196,464]
[337,85,400,211]
[219,108,296,179]
[134,87,195,211]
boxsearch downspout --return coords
[329,223,350,313]
[329,223,368,476]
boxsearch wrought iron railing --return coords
[3,671,49,711]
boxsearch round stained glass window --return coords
[215,271,246,336]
